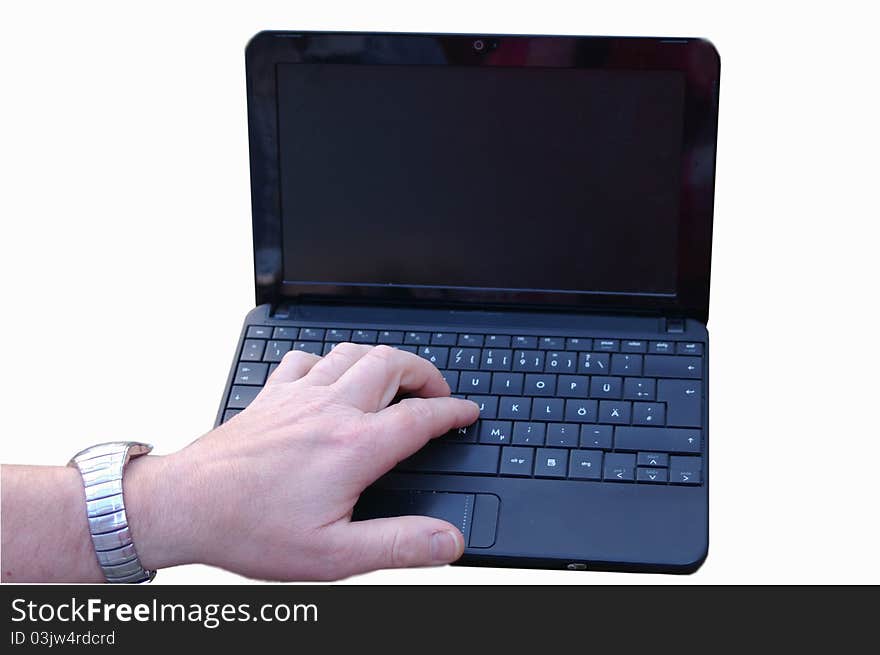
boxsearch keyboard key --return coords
[532,398,564,421]
[564,399,598,423]
[459,371,491,394]
[676,342,704,355]
[449,348,481,369]
[669,456,702,484]
[558,375,589,398]
[594,339,619,352]
[431,332,457,345]
[394,345,418,354]
[491,372,524,395]
[241,339,266,361]
[524,374,556,396]
[228,385,260,409]
[578,352,610,373]
[398,443,500,474]
[632,402,666,426]
[644,355,701,379]
[351,329,377,343]
[500,447,534,477]
[467,396,498,419]
[603,453,636,482]
[443,422,479,443]
[614,427,701,454]
[513,350,544,372]
[263,340,292,362]
[297,327,324,340]
[512,422,546,445]
[536,336,562,350]
[419,346,449,368]
[598,400,631,424]
[566,337,592,351]
[657,379,702,428]
[621,340,648,353]
[235,362,268,385]
[222,409,242,423]
[623,378,656,400]
[610,354,643,376]
[479,420,513,444]
[649,341,675,354]
[544,351,577,373]
[569,450,602,479]
[580,425,613,449]
[439,370,459,390]
[546,423,580,447]
[271,326,298,340]
[404,331,429,345]
[590,376,622,399]
[534,448,568,477]
[322,342,336,355]
[513,336,538,349]
[246,326,272,339]
[293,341,322,355]
[458,333,484,347]
[325,329,351,342]
[482,349,513,371]
[268,363,279,376]
[637,467,668,483]
[377,330,404,344]
[498,397,531,420]
[485,335,511,347]
[637,452,669,467]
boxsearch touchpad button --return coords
[354,490,499,549]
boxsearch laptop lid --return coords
[245,31,720,323]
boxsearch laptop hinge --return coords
[664,317,686,334]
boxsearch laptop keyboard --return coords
[223,327,705,486]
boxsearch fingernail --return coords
[431,530,461,563]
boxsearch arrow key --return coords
[637,467,668,483]
[669,456,702,485]
[637,452,669,468]
[602,453,635,482]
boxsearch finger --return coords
[331,345,450,411]
[266,349,321,384]
[328,516,464,577]
[302,342,374,385]
[362,396,480,470]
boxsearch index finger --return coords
[330,345,450,411]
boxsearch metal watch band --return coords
[68,442,156,583]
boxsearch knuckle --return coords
[398,398,435,426]
[370,344,398,360]
[387,527,409,569]
[282,349,316,364]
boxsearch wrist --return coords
[123,452,202,571]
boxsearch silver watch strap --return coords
[68,442,156,583]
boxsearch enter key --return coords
[657,379,702,428]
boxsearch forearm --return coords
[1,456,195,582]
[1,464,103,582]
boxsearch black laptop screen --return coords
[276,63,685,295]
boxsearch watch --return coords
[68,441,156,583]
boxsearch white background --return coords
[1,1,878,584]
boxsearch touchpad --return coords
[355,490,499,549]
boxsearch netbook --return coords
[217,31,720,573]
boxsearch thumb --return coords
[331,516,465,577]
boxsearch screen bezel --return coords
[246,31,719,323]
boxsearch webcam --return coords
[472,38,498,54]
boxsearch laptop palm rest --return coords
[354,490,499,548]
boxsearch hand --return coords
[125,343,480,581]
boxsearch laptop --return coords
[217,31,720,573]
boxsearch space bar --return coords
[397,444,501,474]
